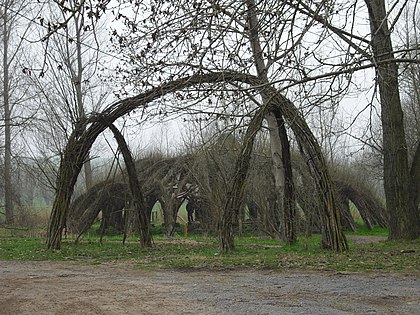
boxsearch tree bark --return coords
[272,109,296,244]
[2,4,13,224]
[245,0,296,243]
[47,125,90,249]
[266,113,284,238]
[269,93,348,251]
[219,104,268,252]
[73,9,93,190]
[409,142,420,221]
[108,124,152,247]
[365,0,420,239]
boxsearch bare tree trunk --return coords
[245,0,297,243]
[266,113,284,237]
[2,4,13,224]
[47,126,89,249]
[108,124,152,247]
[266,111,297,243]
[409,143,420,217]
[73,10,93,190]
[238,206,243,237]
[272,109,296,243]
[270,94,348,251]
[365,0,420,239]
[219,105,268,252]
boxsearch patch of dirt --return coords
[1,260,419,314]
[347,235,388,244]
[153,238,206,245]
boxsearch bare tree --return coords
[26,0,111,193]
[399,9,420,220]
[364,0,419,239]
[0,0,38,224]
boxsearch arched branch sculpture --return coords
[47,71,347,251]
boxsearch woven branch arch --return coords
[47,71,347,251]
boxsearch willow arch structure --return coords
[107,124,152,247]
[47,71,347,251]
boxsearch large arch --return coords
[47,71,347,251]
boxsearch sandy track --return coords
[1,260,419,315]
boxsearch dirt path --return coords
[1,260,419,315]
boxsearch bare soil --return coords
[1,260,419,315]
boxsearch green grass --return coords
[347,225,388,236]
[0,227,418,274]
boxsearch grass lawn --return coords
[0,225,418,274]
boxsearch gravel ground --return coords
[0,260,419,314]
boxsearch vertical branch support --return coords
[219,105,268,252]
[108,124,152,247]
